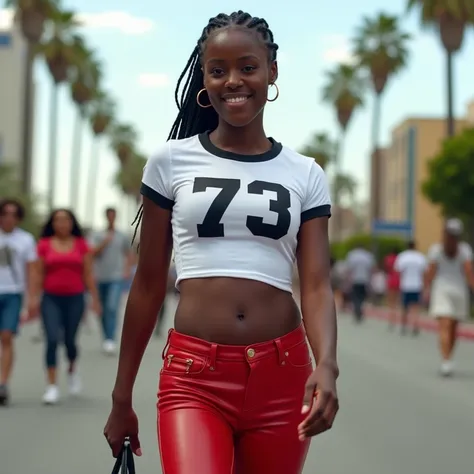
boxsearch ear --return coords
[269,60,278,84]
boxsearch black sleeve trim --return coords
[301,204,331,223]
[140,183,174,210]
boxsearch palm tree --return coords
[407,0,474,136]
[84,91,115,225]
[322,63,365,239]
[4,0,58,194]
[333,173,357,205]
[353,13,411,221]
[353,13,410,153]
[114,153,147,202]
[35,5,79,211]
[109,124,138,165]
[68,38,101,212]
[299,132,336,170]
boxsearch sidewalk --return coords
[364,305,474,341]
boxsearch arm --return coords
[424,245,439,289]
[461,244,474,290]
[112,196,173,405]
[83,251,100,302]
[90,233,112,257]
[297,216,338,376]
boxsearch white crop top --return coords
[140,131,331,293]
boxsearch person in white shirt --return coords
[345,245,376,322]
[0,199,37,405]
[394,241,427,336]
[425,219,474,376]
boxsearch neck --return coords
[211,115,270,154]
[55,234,72,241]
[107,224,115,231]
[0,226,15,234]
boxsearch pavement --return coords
[2,294,474,474]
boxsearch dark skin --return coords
[104,26,339,456]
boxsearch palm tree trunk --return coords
[333,132,345,241]
[371,93,382,221]
[47,82,59,211]
[446,50,454,137]
[85,139,100,228]
[20,44,34,194]
[69,108,84,211]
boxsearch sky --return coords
[1,0,474,230]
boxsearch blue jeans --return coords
[98,281,123,341]
[41,293,85,368]
[0,293,22,335]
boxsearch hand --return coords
[298,364,339,440]
[25,297,40,322]
[422,288,430,304]
[90,296,102,316]
[104,402,142,458]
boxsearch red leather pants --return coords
[157,324,312,474]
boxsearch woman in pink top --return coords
[34,209,101,405]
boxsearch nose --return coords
[225,70,243,89]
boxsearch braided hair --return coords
[131,11,279,244]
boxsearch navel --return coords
[236,313,245,321]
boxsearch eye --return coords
[242,65,257,73]
[210,67,225,76]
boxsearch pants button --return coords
[247,348,255,358]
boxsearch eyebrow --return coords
[206,54,261,63]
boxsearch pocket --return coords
[161,348,208,376]
[284,341,312,368]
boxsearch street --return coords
[2,295,474,474]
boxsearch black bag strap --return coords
[111,439,136,474]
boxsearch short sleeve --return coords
[37,238,48,259]
[460,243,473,262]
[394,255,402,272]
[77,237,89,256]
[301,161,332,223]
[25,234,37,262]
[140,142,174,210]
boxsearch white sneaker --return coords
[440,360,454,377]
[102,340,117,355]
[42,385,60,405]
[68,372,82,396]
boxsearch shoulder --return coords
[37,237,50,254]
[76,237,89,253]
[427,243,442,259]
[16,228,35,245]
[459,242,472,257]
[148,135,201,163]
[280,146,325,175]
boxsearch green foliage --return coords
[0,164,43,237]
[330,233,407,263]
[422,128,474,221]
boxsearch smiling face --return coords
[202,27,278,128]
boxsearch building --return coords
[0,10,34,192]
[370,101,474,253]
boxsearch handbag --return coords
[111,439,136,474]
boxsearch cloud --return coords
[75,11,155,35]
[137,73,170,88]
[321,34,356,65]
[0,8,14,30]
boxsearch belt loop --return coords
[161,328,173,360]
[274,339,284,364]
[209,344,217,371]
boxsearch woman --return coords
[35,209,101,405]
[104,11,338,474]
[384,248,400,329]
[425,218,474,377]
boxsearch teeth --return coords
[225,97,248,103]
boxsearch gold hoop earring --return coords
[197,88,213,108]
[267,83,279,102]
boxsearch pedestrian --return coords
[394,240,427,335]
[0,199,38,406]
[345,244,376,322]
[384,247,401,329]
[425,218,474,376]
[35,209,101,404]
[104,11,338,474]
[90,208,133,355]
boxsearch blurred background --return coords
[1,1,474,473]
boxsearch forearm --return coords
[301,284,339,377]
[84,272,99,300]
[112,273,166,405]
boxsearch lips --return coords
[221,93,252,105]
